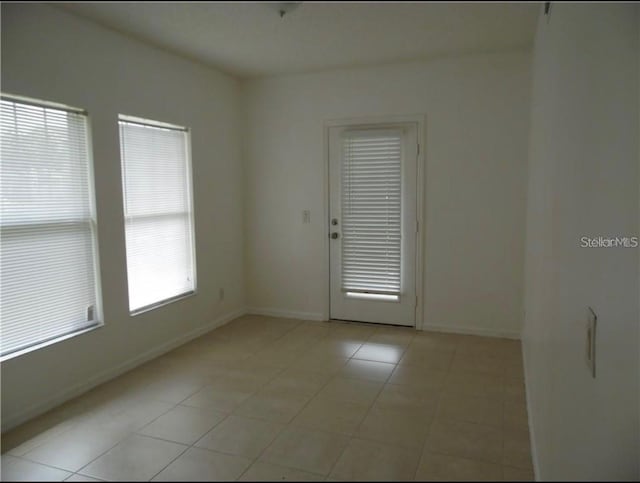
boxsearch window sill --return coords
[130,290,196,317]
[0,322,104,363]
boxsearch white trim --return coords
[0,322,103,363]
[522,342,541,481]
[323,114,426,328]
[414,117,426,331]
[1,308,246,432]
[421,322,521,340]
[246,307,325,321]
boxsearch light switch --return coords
[302,210,311,224]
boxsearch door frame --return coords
[322,114,426,329]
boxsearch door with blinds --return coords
[329,123,418,326]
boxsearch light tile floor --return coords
[1,315,534,481]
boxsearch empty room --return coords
[1,2,638,481]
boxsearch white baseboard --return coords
[421,322,521,340]
[522,342,541,481]
[1,308,246,433]
[246,307,326,321]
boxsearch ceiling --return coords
[56,2,539,79]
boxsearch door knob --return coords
[330,232,340,239]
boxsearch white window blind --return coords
[118,116,195,313]
[0,95,100,358]
[342,130,402,296]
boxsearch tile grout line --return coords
[144,317,307,481]
[233,338,364,480]
[323,325,402,479]
[52,319,307,480]
[71,401,182,479]
[5,318,531,481]
[410,337,460,480]
[235,324,390,480]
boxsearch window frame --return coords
[0,93,104,361]
[117,114,197,316]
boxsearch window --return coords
[0,94,101,358]
[118,115,196,313]
[342,130,402,300]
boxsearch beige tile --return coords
[426,419,503,464]
[375,383,440,413]
[444,371,505,398]
[136,377,205,404]
[238,461,324,481]
[197,347,255,365]
[219,360,284,381]
[316,377,383,405]
[504,401,529,431]
[437,392,503,427]
[503,465,535,481]
[3,320,534,482]
[340,359,395,383]
[398,346,454,371]
[295,353,350,375]
[356,405,431,449]
[181,380,258,413]
[415,451,503,481]
[23,422,128,472]
[260,426,349,476]
[249,347,305,368]
[270,335,318,354]
[327,323,376,342]
[0,455,71,481]
[289,323,332,340]
[503,429,533,470]
[367,328,415,347]
[352,343,406,364]
[86,399,175,435]
[456,335,516,359]
[81,434,186,481]
[3,416,79,457]
[291,398,370,435]
[64,475,104,482]
[196,415,283,459]
[203,361,282,386]
[330,438,420,481]
[260,369,331,399]
[233,390,311,424]
[309,339,364,359]
[451,354,505,376]
[137,405,226,445]
[411,331,461,351]
[152,447,251,481]
[388,365,447,390]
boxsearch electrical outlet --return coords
[219,288,225,301]
[586,307,597,378]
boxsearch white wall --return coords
[1,4,245,430]
[243,52,531,338]
[523,4,639,480]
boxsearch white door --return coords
[329,123,418,326]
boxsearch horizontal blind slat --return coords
[341,131,402,295]
[119,118,195,312]
[0,97,99,357]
